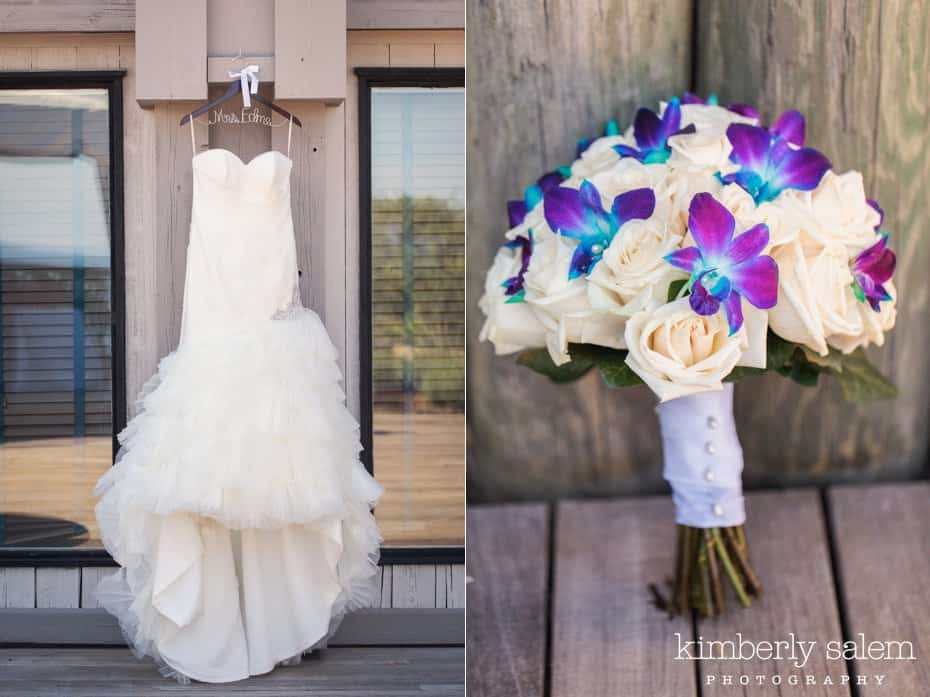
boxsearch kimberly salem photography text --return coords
[674,632,916,688]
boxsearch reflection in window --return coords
[0,89,113,547]
[370,87,464,546]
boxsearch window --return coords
[0,73,125,554]
[358,69,465,555]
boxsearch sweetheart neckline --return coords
[192,148,292,168]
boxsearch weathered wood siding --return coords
[0,563,465,609]
[468,0,930,501]
[466,0,692,500]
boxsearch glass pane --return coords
[371,87,465,546]
[0,88,112,548]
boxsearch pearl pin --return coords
[712,503,724,517]
[704,441,717,455]
[704,468,715,482]
[591,244,603,255]
[707,415,718,430]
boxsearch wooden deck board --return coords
[829,482,930,696]
[552,497,696,697]
[698,490,850,696]
[0,646,464,696]
[466,503,548,697]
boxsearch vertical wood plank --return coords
[76,44,120,69]
[324,102,348,380]
[0,48,32,70]
[274,0,347,101]
[435,564,450,608]
[389,44,435,66]
[79,568,109,609]
[30,46,78,70]
[135,0,207,102]
[552,497,695,697]
[698,491,849,696]
[448,563,465,608]
[434,42,464,67]
[0,569,35,609]
[468,504,548,697]
[390,564,437,608]
[35,569,80,609]
[829,483,930,695]
[466,0,691,500]
[380,564,393,608]
[694,0,930,485]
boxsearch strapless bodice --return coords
[192,149,292,204]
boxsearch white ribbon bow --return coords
[228,64,260,108]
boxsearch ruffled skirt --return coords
[94,308,383,683]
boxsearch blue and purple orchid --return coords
[613,97,696,164]
[665,193,779,334]
[543,181,656,279]
[501,232,533,303]
[507,167,571,228]
[720,123,831,204]
[851,234,895,312]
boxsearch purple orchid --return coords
[501,232,533,303]
[867,198,885,231]
[507,168,571,228]
[851,234,895,312]
[720,123,831,204]
[665,193,778,334]
[576,119,621,158]
[769,110,805,147]
[613,97,696,164]
[681,92,760,121]
[544,181,655,279]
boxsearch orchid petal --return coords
[612,144,641,159]
[507,200,528,228]
[853,234,888,268]
[728,255,778,309]
[725,223,769,265]
[728,103,759,120]
[662,97,683,135]
[665,247,702,274]
[633,107,664,150]
[611,187,656,226]
[568,245,595,279]
[865,247,896,284]
[867,198,885,230]
[770,145,831,192]
[681,92,704,105]
[726,123,772,171]
[722,291,744,335]
[537,170,566,193]
[689,279,720,316]
[605,119,620,136]
[525,184,543,210]
[688,193,735,259]
[578,180,603,212]
[543,186,594,237]
[771,110,805,146]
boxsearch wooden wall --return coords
[0,563,465,610]
[0,28,465,613]
[467,0,930,501]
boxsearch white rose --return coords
[786,171,881,254]
[827,280,897,353]
[624,298,749,402]
[767,238,859,356]
[586,217,685,309]
[523,233,626,365]
[570,135,631,179]
[666,103,757,172]
[478,246,547,354]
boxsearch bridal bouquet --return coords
[479,94,897,616]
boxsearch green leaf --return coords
[800,345,845,372]
[766,331,797,371]
[724,366,765,383]
[515,348,593,383]
[834,348,898,402]
[566,344,643,387]
[667,279,688,303]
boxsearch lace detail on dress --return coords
[271,280,302,320]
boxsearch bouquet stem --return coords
[667,524,761,617]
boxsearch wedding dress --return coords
[94,124,382,683]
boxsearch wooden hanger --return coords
[179,78,303,127]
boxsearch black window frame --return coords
[0,71,127,567]
[356,67,465,565]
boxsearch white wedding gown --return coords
[94,147,383,683]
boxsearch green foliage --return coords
[516,344,643,388]
[725,330,896,401]
[666,279,688,303]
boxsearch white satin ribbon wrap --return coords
[657,383,746,528]
[228,64,260,108]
